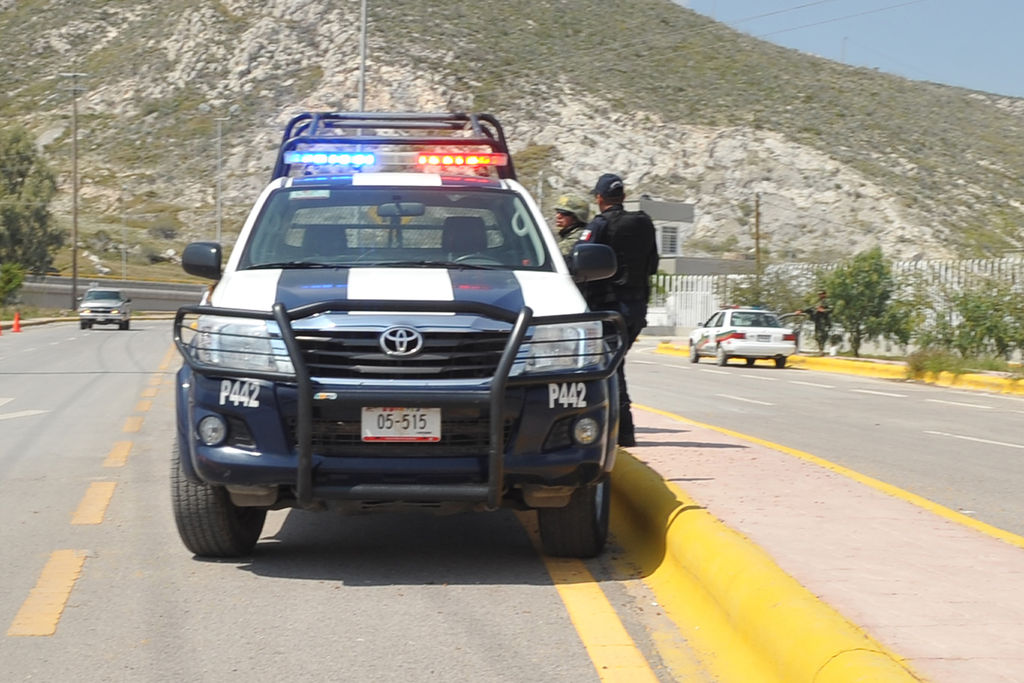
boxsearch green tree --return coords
[820,246,895,357]
[0,126,62,274]
[0,262,24,305]
[724,269,805,314]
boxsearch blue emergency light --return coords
[282,151,376,168]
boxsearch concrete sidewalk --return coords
[609,350,1024,682]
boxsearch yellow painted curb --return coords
[611,452,921,683]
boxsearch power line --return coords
[755,0,931,39]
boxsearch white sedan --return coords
[688,307,797,368]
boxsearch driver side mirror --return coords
[182,241,223,280]
[569,243,617,284]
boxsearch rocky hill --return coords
[2,0,1023,271]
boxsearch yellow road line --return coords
[102,441,133,468]
[140,386,158,398]
[515,512,660,683]
[7,550,87,637]
[123,416,144,433]
[159,345,177,371]
[148,373,162,386]
[71,482,117,525]
[135,399,153,413]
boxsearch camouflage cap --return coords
[553,194,590,223]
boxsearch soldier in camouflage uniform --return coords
[552,194,590,256]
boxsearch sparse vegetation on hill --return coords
[1,0,1023,277]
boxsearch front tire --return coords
[537,478,610,558]
[716,346,729,366]
[688,344,699,364]
[171,441,266,558]
[775,356,787,369]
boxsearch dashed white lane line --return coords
[851,388,907,398]
[925,430,1024,449]
[790,380,835,389]
[925,398,993,410]
[717,394,774,406]
[740,374,779,381]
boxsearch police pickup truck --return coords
[172,112,625,559]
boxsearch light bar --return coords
[417,152,508,167]
[283,151,376,167]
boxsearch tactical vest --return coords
[602,207,658,290]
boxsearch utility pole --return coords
[754,192,762,288]
[60,72,87,310]
[215,116,230,244]
[358,0,367,111]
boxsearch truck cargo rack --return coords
[272,111,518,180]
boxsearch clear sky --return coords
[679,0,1024,99]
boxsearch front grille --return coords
[296,329,511,379]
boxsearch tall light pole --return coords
[358,0,367,110]
[60,72,87,310]
[215,116,229,244]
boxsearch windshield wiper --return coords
[379,260,499,270]
[246,261,337,270]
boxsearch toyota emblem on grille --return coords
[379,326,424,356]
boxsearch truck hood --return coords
[210,267,588,317]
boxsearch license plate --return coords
[756,334,771,342]
[361,407,441,442]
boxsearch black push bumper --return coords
[174,299,626,509]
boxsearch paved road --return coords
[0,321,691,681]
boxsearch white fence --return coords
[647,257,1024,332]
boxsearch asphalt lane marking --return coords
[851,388,906,398]
[925,398,993,410]
[103,441,133,468]
[924,430,1024,450]
[71,482,117,525]
[515,512,660,682]
[740,373,779,381]
[135,399,152,413]
[0,397,11,407]
[6,550,87,637]
[159,345,177,371]
[141,386,158,398]
[0,409,48,421]
[790,380,835,389]
[717,394,774,406]
[123,416,144,432]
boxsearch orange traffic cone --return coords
[12,312,21,332]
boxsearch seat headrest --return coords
[442,216,487,253]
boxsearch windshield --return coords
[731,311,782,328]
[239,186,552,271]
[83,290,123,302]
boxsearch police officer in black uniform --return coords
[577,173,659,447]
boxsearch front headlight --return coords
[194,316,294,373]
[517,321,604,375]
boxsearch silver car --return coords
[78,288,132,330]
